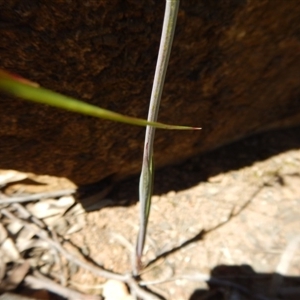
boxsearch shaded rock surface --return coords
[1,0,300,185]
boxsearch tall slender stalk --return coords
[135,0,180,274]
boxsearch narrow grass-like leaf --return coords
[136,149,154,272]
[0,70,200,130]
[135,0,198,274]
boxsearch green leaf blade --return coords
[0,70,201,130]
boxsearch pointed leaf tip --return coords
[0,69,201,130]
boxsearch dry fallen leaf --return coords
[0,293,37,300]
[0,223,8,244]
[102,280,134,300]
[0,170,28,188]
[0,249,6,283]
[6,221,24,236]
[1,238,21,263]
[0,261,30,292]
[27,196,75,219]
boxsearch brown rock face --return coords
[1,0,300,185]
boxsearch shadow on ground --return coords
[189,265,300,300]
[82,125,300,209]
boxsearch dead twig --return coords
[11,203,67,286]
[0,189,76,204]
[1,208,161,300]
[25,271,100,300]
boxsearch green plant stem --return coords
[135,0,180,274]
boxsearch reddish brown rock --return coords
[0,0,300,185]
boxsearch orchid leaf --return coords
[0,70,200,130]
[135,0,179,273]
[134,0,200,274]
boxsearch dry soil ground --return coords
[1,126,300,300]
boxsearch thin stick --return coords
[1,208,125,282]
[135,0,180,274]
[0,189,76,204]
[2,208,160,300]
[25,273,101,300]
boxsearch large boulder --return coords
[1,0,300,185]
